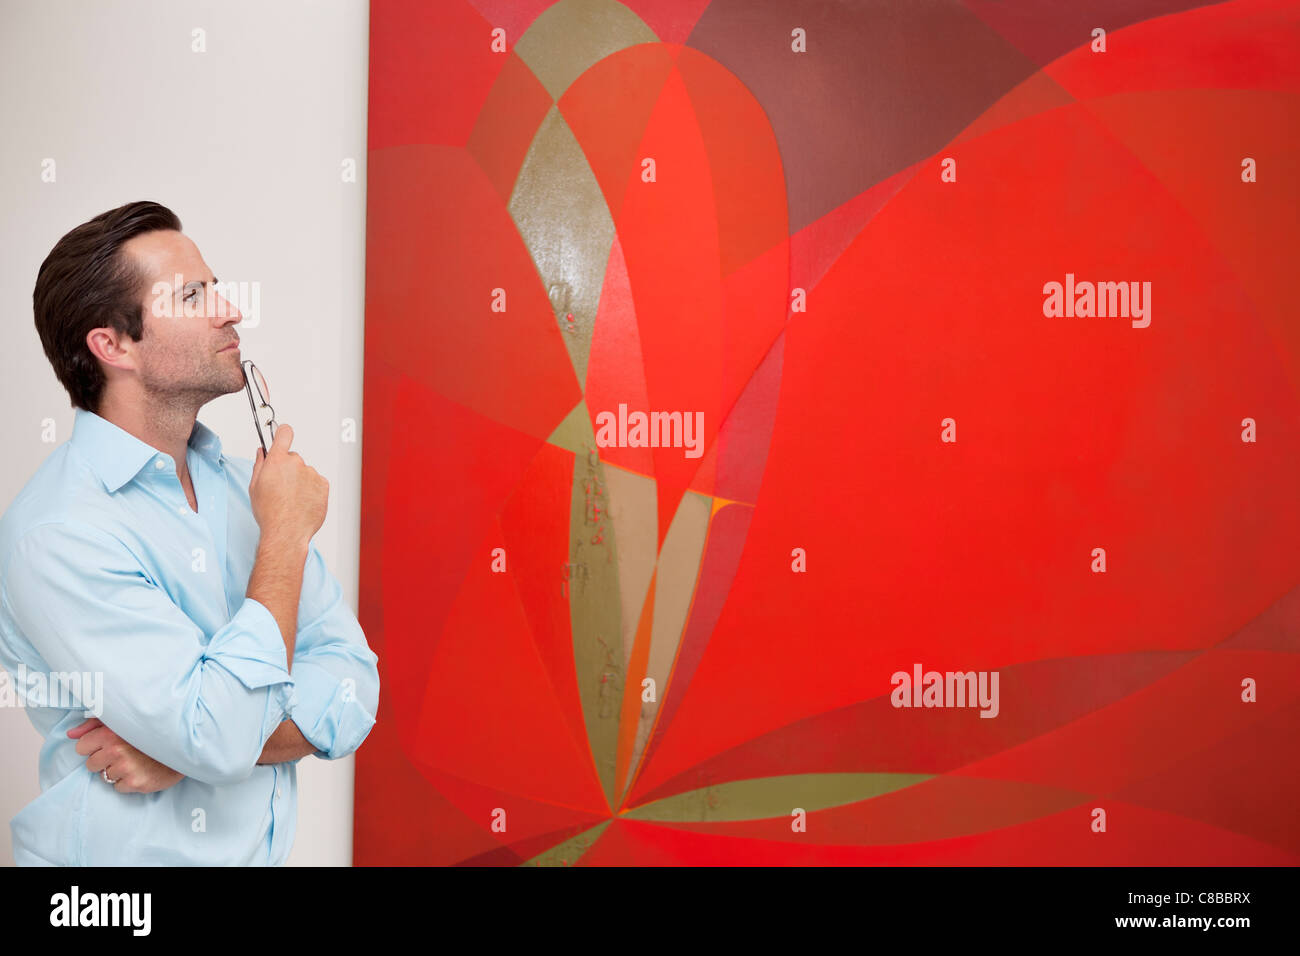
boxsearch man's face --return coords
[115,229,245,405]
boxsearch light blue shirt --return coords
[0,408,379,865]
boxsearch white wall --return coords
[0,0,370,865]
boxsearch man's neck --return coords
[95,391,200,484]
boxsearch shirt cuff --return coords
[205,597,296,729]
[286,659,377,760]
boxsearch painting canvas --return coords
[356,0,1300,865]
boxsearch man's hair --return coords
[33,200,182,413]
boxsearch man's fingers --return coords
[85,748,112,774]
[66,717,103,740]
[74,726,114,757]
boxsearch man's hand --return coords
[249,424,329,550]
[68,718,184,794]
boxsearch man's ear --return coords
[87,327,135,371]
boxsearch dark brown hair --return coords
[33,201,182,413]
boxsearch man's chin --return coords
[212,368,247,397]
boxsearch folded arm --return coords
[1,520,296,786]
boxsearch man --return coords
[0,200,379,865]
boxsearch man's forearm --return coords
[257,718,318,764]
[239,531,314,767]
[246,529,310,670]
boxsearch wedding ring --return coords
[102,769,118,785]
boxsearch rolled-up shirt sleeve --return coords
[285,542,378,760]
[0,520,294,786]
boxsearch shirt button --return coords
[154,458,166,469]
[276,787,283,798]
[177,504,188,515]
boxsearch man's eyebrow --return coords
[184,276,217,290]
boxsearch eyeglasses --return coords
[241,360,277,454]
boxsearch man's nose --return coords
[214,293,243,325]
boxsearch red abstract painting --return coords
[356,0,1300,865]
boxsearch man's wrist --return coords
[256,528,312,558]
[257,718,318,764]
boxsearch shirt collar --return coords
[71,408,225,493]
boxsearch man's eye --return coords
[184,289,198,302]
